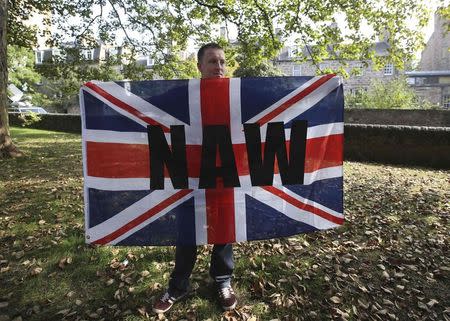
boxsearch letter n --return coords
[244,120,307,186]
[147,125,188,189]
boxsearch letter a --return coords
[198,125,240,188]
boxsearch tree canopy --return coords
[1,0,448,157]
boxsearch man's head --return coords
[197,43,226,79]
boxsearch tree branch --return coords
[253,0,276,44]
[191,0,231,18]
[107,0,136,51]
[75,4,103,43]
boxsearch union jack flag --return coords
[80,76,344,246]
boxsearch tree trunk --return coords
[0,0,23,158]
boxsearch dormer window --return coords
[35,51,44,64]
[83,49,95,60]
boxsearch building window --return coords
[35,51,44,64]
[220,26,227,39]
[287,46,300,59]
[83,49,95,60]
[383,63,394,75]
[146,57,154,67]
[443,95,450,109]
[292,65,301,76]
[107,48,118,59]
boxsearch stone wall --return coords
[345,124,450,169]
[345,109,450,127]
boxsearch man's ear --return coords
[197,63,202,72]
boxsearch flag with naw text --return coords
[80,75,344,246]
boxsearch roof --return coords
[7,84,23,102]
[276,41,390,61]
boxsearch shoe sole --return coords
[152,291,190,314]
[222,301,237,311]
[152,306,172,314]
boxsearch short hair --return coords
[197,43,224,62]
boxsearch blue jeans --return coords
[168,244,234,295]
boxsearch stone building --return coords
[406,13,450,109]
[274,42,399,97]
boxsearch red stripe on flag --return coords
[262,186,344,225]
[86,142,249,178]
[304,134,343,173]
[200,78,236,243]
[85,82,170,132]
[92,189,193,245]
[256,74,336,126]
[86,134,343,178]
[86,142,150,178]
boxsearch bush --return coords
[345,77,439,109]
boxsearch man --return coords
[152,43,237,314]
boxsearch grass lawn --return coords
[0,127,449,321]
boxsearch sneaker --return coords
[218,286,237,310]
[152,290,188,314]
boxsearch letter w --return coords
[147,125,188,189]
[244,121,307,186]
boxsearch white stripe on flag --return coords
[307,122,343,139]
[245,76,323,124]
[234,188,247,242]
[193,190,208,245]
[84,129,149,144]
[187,79,203,144]
[229,78,245,144]
[278,186,343,219]
[251,187,341,230]
[303,166,342,184]
[85,177,201,191]
[83,123,343,146]
[80,88,91,232]
[86,189,193,244]
[252,77,341,133]
[82,85,149,129]
[89,81,185,127]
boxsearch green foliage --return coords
[6,45,51,106]
[17,111,41,126]
[7,46,41,86]
[35,51,124,112]
[345,77,438,109]
[7,0,432,77]
[233,60,283,78]
[438,4,450,32]
[1,0,438,119]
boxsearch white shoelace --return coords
[161,292,174,303]
[219,287,234,299]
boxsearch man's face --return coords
[197,48,226,79]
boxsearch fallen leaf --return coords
[426,299,439,308]
[30,267,42,276]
